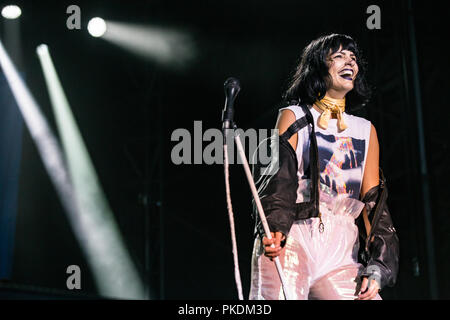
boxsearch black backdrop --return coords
[2,0,448,299]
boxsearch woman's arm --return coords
[275,109,298,151]
[357,123,380,300]
[361,123,380,198]
[262,109,297,259]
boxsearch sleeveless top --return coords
[279,105,372,210]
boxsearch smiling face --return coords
[326,46,359,98]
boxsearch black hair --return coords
[283,34,371,109]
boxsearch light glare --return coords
[36,44,49,56]
[88,17,107,37]
[1,5,21,19]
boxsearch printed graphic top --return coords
[279,105,372,202]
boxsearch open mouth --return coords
[339,69,353,81]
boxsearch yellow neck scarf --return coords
[314,95,348,131]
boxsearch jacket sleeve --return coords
[253,135,299,239]
[357,176,400,290]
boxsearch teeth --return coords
[340,69,353,76]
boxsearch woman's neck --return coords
[326,89,347,100]
[313,93,346,119]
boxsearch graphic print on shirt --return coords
[303,132,366,199]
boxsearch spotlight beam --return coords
[97,20,197,70]
[36,44,145,299]
[0,40,84,281]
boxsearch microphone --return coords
[222,77,241,130]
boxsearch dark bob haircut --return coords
[283,34,371,109]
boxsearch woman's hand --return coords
[262,232,286,260]
[356,277,380,300]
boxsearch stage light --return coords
[87,17,107,37]
[36,44,48,56]
[1,5,21,19]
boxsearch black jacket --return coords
[356,171,400,288]
[252,103,399,290]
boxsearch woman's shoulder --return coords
[278,104,307,120]
[345,113,373,139]
[345,112,372,127]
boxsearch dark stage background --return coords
[0,0,448,299]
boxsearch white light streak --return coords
[100,21,197,70]
[36,43,145,299]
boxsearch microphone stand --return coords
[221,77,293,299]
[228,124,294,300]
[223,125,244,300]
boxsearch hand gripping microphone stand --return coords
[221,77,293,300]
